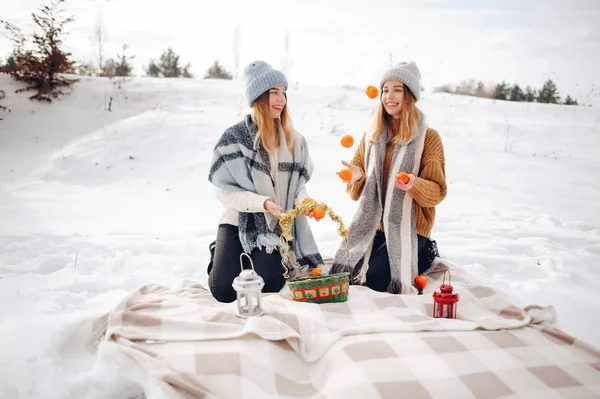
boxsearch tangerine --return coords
[313,207,326,220]
[340,135,354,148]
[366,85,379,99]
[338,168,353,182]
[397,172,410,184]
[414,275,427,290]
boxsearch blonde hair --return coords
[251,91,295,152]
[370,84,422,145]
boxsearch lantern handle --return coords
[442,269,452,286]
[239,252,256,273]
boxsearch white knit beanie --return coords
[379,61,422,101]
[243,61,288,107]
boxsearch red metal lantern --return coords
[432,270,459,318]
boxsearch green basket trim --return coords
[288,272,349,287]
[288,273,350,304]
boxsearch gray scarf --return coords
[208,114,324,275]
[330,118,428,294]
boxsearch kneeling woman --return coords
[330,61,447,294]
[207,61,324,303]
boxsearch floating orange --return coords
[414,275,427,290]
[397,172,410,184]
[338,168,353,182]
[340,135,354,148]
[313,207,326,220]
[302,197,314,204]
[366,85,379,99]
[311,267,322,277]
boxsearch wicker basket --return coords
[288,272,350,303]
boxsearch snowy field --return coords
[1,74,599,398]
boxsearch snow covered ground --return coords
[1,74,599,398]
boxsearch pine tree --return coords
[145,48,192,78]
[493,81,509,100]
[145,61,161,77]
[1,0,78,102]
[509,84,525,102]
[204,60,232,80]
[537,79,560,104]
[114,44,134,77]
[525,85,536,102]
[563,95,578,106]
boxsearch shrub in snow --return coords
[204,60,233,80]
[1,0,78,102]
[0,89,10,119]
[102,44,135,78]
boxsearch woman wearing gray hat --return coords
[207,61,324,303]
[329,61,447,295]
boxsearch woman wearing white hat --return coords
[330,61,447,295]
[207,61,323,303]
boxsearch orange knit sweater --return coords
[346,120,447,238]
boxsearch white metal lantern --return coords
[232,253,265,318]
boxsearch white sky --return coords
[1,0,599,105]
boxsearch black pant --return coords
[351,230,439,292]
[207,224,286,303]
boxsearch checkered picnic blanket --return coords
[96,265,600,398]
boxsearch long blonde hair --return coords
[370,84,422,145]
[251,91,295,152]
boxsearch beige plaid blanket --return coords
[97,266,600,398]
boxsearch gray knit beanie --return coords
[243,61,288,107]
[379,61,422,101]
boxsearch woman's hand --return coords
[301,208,315,219]
[339,160,363,184]
[264,199,283,218]
[394,173,416,191]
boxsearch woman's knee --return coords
[208,268,238,303]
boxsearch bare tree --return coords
[94,3,107,73]
[281,29,291,79]
[233,25,240,80]
[387,30,394,67]
[382,29,396,67]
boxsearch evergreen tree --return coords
[145,48,192,78]
[525,85,536,102]
[204,59,232,80]
[563,95,578,105]
[493,81,509,100]
[114,44,134,77]
[537,79,560,104]
[509,84,525,102]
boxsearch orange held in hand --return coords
[311,267,322,277]
[366,85,379,99]
[338,168,353,182]
[397,172,410,184]
[414,275,427,290]
[340,135,354,148]
[313,207,326,220]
